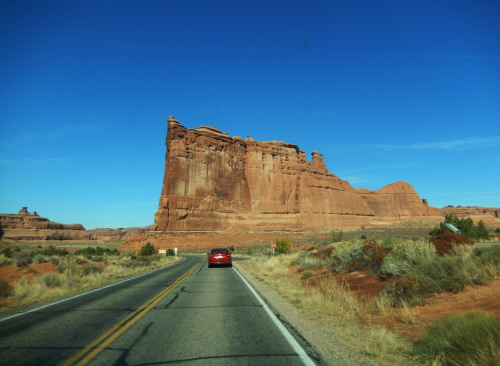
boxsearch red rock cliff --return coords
[153,117,438,231]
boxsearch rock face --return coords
[0,207,88,241]
[153,117,439,231]
[0,207,85,231]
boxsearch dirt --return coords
[297,268,500,342]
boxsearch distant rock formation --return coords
[153,117,439,232]
[0,207,88,240]
[1,207,85,231]
[0,208,151,241]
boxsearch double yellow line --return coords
[62,262,200,366]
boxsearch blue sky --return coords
[1,1,499,229]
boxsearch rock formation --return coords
[1,207,85,231]
[153,117,439,232]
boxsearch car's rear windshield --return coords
[211,249,229,254]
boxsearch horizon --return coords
[1,1,499,229]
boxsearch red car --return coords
[208,248,232,268]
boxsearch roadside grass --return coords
[240,238,500,365]
[4,254,181,308]
[412,310,500,366]
[240,253,413,365]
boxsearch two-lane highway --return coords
[0,255,317,365]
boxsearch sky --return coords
[1,1,499,230]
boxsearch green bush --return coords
[165,249,175,256]
[41,245,68,256]
[473,245,500,266]
[331,230,344,243]
[139,242,157,256]
[413,310,500,365]
[0,248,13,258]
[407,255,488,295]
[33,254,49,264]
[83,264,102,276]
[380,238,436,277]
[301,270,315,280]
[328,240,364,273]
[381,278,424,307]
[75,246,120,256]
[429,214,490,241]
[16,256,33,267]
[37,273,63,288]
[0,254,13,266]
[274,237,292,254]
[293,253,325,271]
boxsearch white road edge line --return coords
[233,266,316,366]
[0,257,186,323]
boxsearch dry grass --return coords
[240,253,413,365]
[9,256,181,307]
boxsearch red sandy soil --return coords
[296,268,500,342]
[0,262,59,308]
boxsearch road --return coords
[0,255,318,365]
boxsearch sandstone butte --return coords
[152,116,441,233]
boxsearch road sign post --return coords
[271,242,276,255]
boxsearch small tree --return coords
[139,242,157,256]
[331,230,344,243]
[165,249,175,256]
[275,237,292,254]
[477,220,490,241]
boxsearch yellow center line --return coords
[62,262,200,366]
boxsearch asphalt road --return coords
[0,255,318,365]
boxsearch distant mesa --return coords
[0,207,149,241]
[152,117,442,232]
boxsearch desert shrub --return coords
[413,310,500,365]
[380,278,424,307]
[293,253,325,271]
[301,270,315,280]
[330,230,344,243]
[36,272,63,288]
[33,254,49,264]
[312,246,334,260]
[75,246,120,256]
[473,245,500,266]
[83,263,102,276]
[328,240,364,273]
[380,238,436,278]
[92,256,104,262]
[0,254,13,266]
[50,257,60,265]
[249,255,270,264]
[151,254,163,261]
[228,245,234,252]
[361,241,393,275]
[75,256,87,265]
[274,237,292,254]
[16,256,33,267]
[0,248,13,258]
[430,233,474,255]
[407,255,487,294]
[41,245,68,256]
[472,245,500,278]
[0,279,12,297]
[139,242,157,256]
[165,249,175,256]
